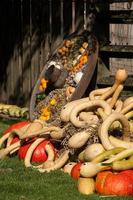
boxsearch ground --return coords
[0,119,133,200]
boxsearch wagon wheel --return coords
[70,43,98,101]
[29,31,99,121]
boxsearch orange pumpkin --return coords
[95,170,133,195]
[71,163,82,180]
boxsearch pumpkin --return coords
[18,140,56,163]
[4,121,30,134]
[10,137,20,145]
[78,177,95,195]
[71,162,82,180]
[4,121,30,144]
[95,170,133,195]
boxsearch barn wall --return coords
[0,1,132,106]
[110,2,133,75]
[0,0,91,106]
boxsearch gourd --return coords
[98,112,130,150]
[92,147,125,163]
[84,143,105,161]
[80,162,110,178]
[78,177,95,195]
[112,156,133,171]
[63,162,76,175]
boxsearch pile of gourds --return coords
[0,68,133,196]
[0,104,29,119]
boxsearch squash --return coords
[95,170,133,195]
[80,162,111,178]
[77,177,95,195]
[71,162,82,180]
[98,112,130,150]
[18,140,55,162]
[4,121,30,145]
[84,143,105,161]
[63,162,76,175]
[4,121,30,134]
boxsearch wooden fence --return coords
[110,2,133,75]
[0,0,94,106]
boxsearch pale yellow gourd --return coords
[77,177,95,195]
[84,143,105,161]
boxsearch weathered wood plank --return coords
[109,2,133,76]
[30,33,40,90]
[1,0,133,107]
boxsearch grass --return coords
[0,119,133,200]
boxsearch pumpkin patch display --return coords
[0,62,133,197]
[95,170,133,195]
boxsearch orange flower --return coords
[50,99,57,106]
[40,107,51,121]
[39,115,50,121]
[39,85,43,91]
[83,56,88,63]
[41,107,50,115]
[80,55,88,64]
[39,78,48,91]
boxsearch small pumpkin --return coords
[4,121,30,144]
[18,140,56,162]
[95,170,133,195]
[4,121,30,134]
[71,162,82,180]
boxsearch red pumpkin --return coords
[18,140,56,163]
[4,121,30,134]
[96,170,133,195]
[71,163,82,180]
[4,121,30,145]
[18,142,31,160]
[10,137,20,144]
[121,169,133,176]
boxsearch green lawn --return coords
[0,119,133,200]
